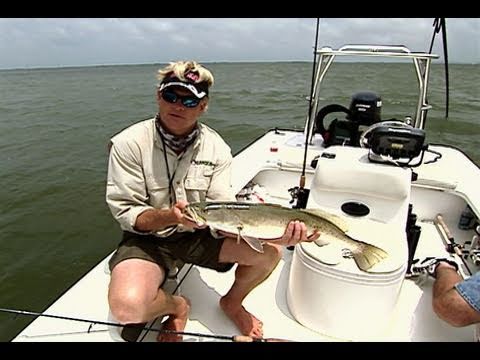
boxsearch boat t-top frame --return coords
[306,44,439,143]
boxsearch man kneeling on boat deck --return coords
[105,60,320,342]
[431,260,480,338]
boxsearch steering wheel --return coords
[313,104,351,140]
[359,120,413,148]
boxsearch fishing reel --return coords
[287,186,310,251]
[288,186,310,209]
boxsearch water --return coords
[0,62,479,341]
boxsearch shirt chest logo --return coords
[191,159,215,167]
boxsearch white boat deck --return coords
[13,129,480,342]
[13,220,476,342]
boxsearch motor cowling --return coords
[348,91,382,126]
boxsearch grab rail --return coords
[317,45,438,60]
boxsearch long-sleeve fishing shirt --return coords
[106,118,235,237]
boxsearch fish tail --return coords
[351,242,389,272]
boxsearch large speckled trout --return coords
[184,201,388,272]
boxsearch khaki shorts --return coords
[108,229,234,274]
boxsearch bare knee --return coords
[109,287,150,324]
[108,258,165,324]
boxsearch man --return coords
[431,259,480,337]
[106,60,319,342]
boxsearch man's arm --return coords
[135,200,204,232]
[106,141,155,233]
[206,143,236,201]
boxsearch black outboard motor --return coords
[348,91,382,125]
[347,91,382,146]
[315,91,383,147]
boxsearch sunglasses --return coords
[160,90,201,108]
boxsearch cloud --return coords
[0,18,478,69]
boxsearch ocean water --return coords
[0,62,479,341]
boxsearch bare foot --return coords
[157,296,191,342]
[220,297,263,338]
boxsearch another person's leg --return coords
[434,268,480,327]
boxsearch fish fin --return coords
[241,235,264,253]
[302,208,349,233]
[351,242,389,272]
[314,234,330,247]
[236,224,243,245]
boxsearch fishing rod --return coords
[292,18,320,210]
[0,307,290,342]
[428,18,450,118]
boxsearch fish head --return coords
[184,202,208,224]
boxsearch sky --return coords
[0,18,478,69]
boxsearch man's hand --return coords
[273,220,320,247]
[173,200,207,229]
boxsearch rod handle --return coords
[436,214,462,256]
[299,175,306,188]
[233,335,256,342]
[232,335,292,342]
[436,214,453,240]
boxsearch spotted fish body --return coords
[184,201,388,272]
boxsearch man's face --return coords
[157,86,207,136]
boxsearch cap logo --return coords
[185,71,200,83]
[158,70,208,98]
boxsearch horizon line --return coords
[1,59,478,72]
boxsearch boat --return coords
[7,19,480,342]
